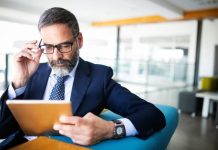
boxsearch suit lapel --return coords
[70,59,91,114]
[29,61,91,114]
[29,64,51,99]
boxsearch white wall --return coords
[199,19,218,77]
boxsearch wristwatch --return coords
[112,120,126,139]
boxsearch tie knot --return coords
[56,75,68,83]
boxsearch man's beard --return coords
[48,50,79,76]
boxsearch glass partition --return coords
[0,20,197,98]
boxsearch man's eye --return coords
[60,44,71,48]
[45,45,53,49]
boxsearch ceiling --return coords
[0,0,218,26]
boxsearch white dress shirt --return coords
[8,59,138,137]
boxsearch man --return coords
[0,7,165,148]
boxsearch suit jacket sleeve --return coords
[104,67,166,139]
[0,88,24,138]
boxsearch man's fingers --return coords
[17,50,34,60]
[58,129,91,145]
[59,116,82,125]
[22,40,41,54]
[20,45,42,59]
[53,123,88,140]
[17,49,37,61]
[53,123,76,132]
[53,113,106,146]
[22,41,38,49]
[53,123,81,143]
[19,40,42,61]
[58,130,81,144]
[30,48,42,61]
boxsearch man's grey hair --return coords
[38,7,80,38]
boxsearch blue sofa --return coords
[51,105,179,150]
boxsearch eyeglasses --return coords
[38,37,77,54]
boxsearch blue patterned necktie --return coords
[49,76,68,100]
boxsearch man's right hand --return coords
[12,40,42,89]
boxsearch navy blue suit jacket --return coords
[0,58,165,141]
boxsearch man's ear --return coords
[77,32,83,49]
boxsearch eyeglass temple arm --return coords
[38,39,42,48]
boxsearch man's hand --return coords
[53,112,115,146]
[12,40,42,89]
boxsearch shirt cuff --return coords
[24,136,38,141]
[8,84,26,99]
[118,118,138,137]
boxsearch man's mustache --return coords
[50,59,71,66]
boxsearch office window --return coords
[80,26,117,70]
[118,21,197,94]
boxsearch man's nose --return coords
[52,47,62,59]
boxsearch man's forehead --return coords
[40,24,74,45]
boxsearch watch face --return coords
[116,126,123,135]
[113,120,126,139]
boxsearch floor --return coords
[138,87,218,150]
[168,113,218,150]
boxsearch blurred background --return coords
[0,0,218,149]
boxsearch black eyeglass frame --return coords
[38,35,78,54]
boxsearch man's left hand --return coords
[53,112,114,146]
